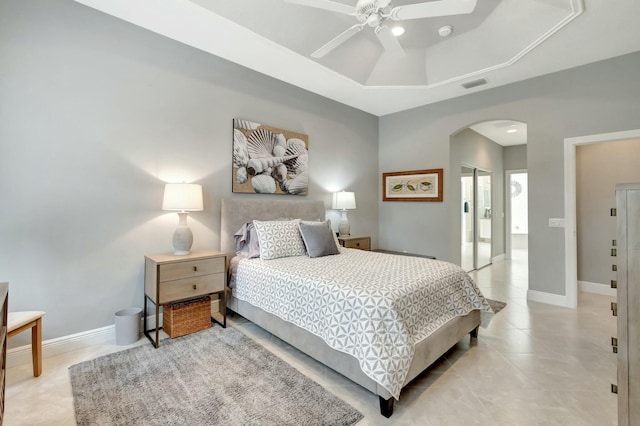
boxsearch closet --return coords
[461,166,492,271]
[613,183,640,425]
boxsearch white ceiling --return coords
[470,120,527,146]
[74,0,640,116]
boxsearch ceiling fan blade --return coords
[374,26,406,58]
[311,24,364,58]
[390,0,477,21]
[285,0,354,15]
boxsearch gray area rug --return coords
[69,326,363,426]
[481,298,507,328]
[486,298,506,314]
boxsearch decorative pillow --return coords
[301,220,341,251]
[298,221,340,258]
[233,222,261,258]
[253,219,306,260]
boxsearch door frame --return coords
[564,128,640,308]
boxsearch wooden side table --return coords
[143,250,227,348]
[338,235,371,251]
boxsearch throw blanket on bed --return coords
[233,249,489,399]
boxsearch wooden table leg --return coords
[31,318,42,377]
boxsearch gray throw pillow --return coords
[298,221,340,258]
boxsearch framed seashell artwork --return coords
[233,119,309,195]
[382,169,443,202]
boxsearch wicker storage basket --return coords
[163,296,211,338]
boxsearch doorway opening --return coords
[564,128,640,308]
[506,170,528,263]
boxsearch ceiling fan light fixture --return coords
[391,26,405,37]
[506,128,518,134]
[290,0,478,59]
[438,25,453,37]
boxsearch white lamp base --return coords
[338,210,350,236]
[172,212,193,255]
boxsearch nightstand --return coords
[338,235,371,251]
[143,250,227,348]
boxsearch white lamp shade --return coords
[332,191,356,210]
[162,183,203,211]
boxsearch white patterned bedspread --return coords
[233,248,489,399]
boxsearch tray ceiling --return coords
[74,0,640,116]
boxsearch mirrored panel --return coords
[460,166,492,271]
[476,169,492,269]
[461,166,475,272]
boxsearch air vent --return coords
[461,78,488,89]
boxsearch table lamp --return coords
[332,191,356,236]
[162,183,203,255]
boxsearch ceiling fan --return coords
[285,0,477,58]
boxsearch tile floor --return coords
[4,252,618,425]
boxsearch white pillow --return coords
[253,219,306,260]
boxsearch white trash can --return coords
[115,307,142,345]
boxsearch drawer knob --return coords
[356,243,360,247]
[193,266,198,272]
[193,284,197,290]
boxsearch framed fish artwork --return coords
[382,169,443,202]
[232,119,309,195]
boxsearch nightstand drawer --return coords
[158,273,225,304]
[158,257,224,282]
[341,237,370,250]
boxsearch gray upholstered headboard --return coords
[220,198,325,257]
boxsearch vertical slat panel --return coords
[625,189,640,424]
[616,188,629,426]
[616,185,640,426]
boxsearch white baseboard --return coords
[7,303,226,368]
[579,280,616,297]
[7,325,115,368]
[527,289,569,307]
[7,314,161,369]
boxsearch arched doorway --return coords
[450,120,527,271]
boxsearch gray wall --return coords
[379,51,640,296]
[576,139,640,286]
[449,129,505,263]
[504,145,527,171]
[0,0,378,344]
[3,0,640,344]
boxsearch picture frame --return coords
[232,118,309,195]
[382,169,443,202]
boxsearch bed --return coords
[220,198,487,417]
